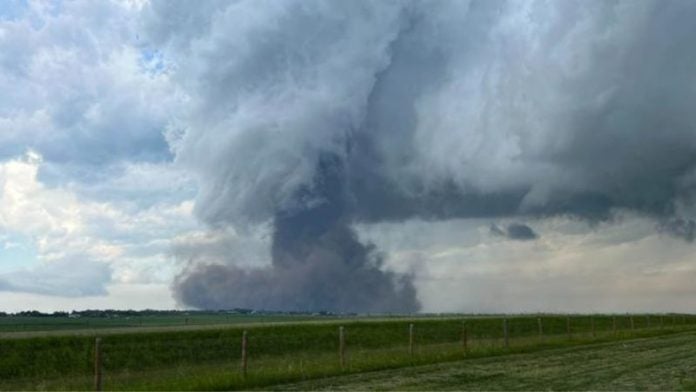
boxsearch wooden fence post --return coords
[241,330,248,378]
[566,316,571,340]
[339,326,346,369]
[409,323,414,357]
[94,337,102,392]
[503,318,509,349]
[537,317,543,340]
[630,316,635,331]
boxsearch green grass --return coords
[276,330,696,390]
[1,314,695,390]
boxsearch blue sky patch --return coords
[0,233,38,273]
[0,0,28,21]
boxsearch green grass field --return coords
[0,314,694,390]
[277,330,696,390]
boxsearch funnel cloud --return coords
[173,154,419,312]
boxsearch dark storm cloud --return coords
[144,0,696,311]
[489,224,506,237]
[173,154,419,312]
[490,223,538,241]
[506,224,539,241]
[657,218,696,242]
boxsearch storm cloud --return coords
[143,0,696,312]
[658,218,696,242]
[172,154,419,312]
[491,223,539,241]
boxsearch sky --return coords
[1,0,696,313]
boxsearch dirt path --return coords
[276,331,696,390]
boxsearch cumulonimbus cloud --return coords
[143,0,696,312]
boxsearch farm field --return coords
[0,312,340,335]
[277,330,696,390]
[0,314,694,390]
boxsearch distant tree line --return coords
[0,309,349,318]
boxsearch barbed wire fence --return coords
[1,314,694,390]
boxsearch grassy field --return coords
[0,312,337,334]
[277,331,696,390]
[0,314,694,390]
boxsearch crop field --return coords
[0,314,695,390]
[0,312,336,335]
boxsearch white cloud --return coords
[0,1,196,308]
[0,152,199,298]
[0,0,185,171]
[0,258,111,297]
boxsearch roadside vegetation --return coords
[0,314,694,390]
